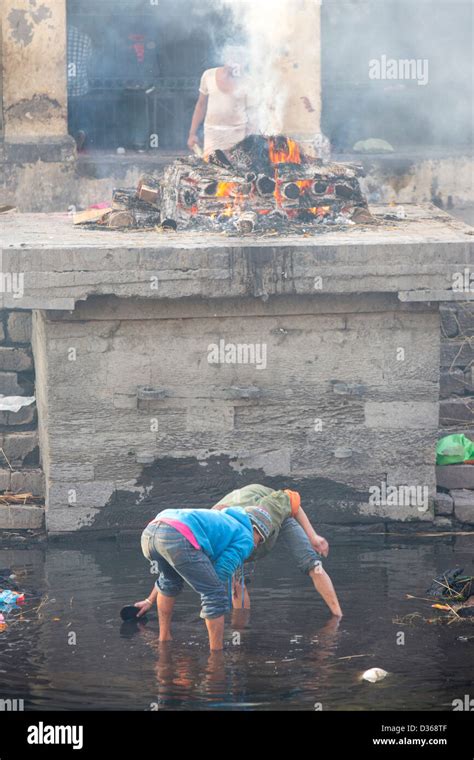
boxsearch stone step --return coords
[0,504,44,530]
[0,468,44,496]
[436,464,474,490]
[451,489,474,525]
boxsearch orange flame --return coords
[307,206,331,216]
[274,169,283,207]
[215,181,239,198]
[269,137,302,165]
[295,180,313,192]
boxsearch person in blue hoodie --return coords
[134,505,273,650]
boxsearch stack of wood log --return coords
[73,176,163,230]
[73,134,370,233]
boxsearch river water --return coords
[0,533,473,711]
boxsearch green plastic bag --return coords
[436,434,474,465]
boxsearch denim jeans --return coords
[279,518,323,574]
[141,523,229,619]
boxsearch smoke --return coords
[220,0,321,136]
[230,0,302,135]
[218,0,472,148]
[320,0,473,150]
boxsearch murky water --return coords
[0,533,473,710]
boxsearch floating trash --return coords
[362,668,388,683]
[0,590,25,610]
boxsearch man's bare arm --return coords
[188,93,208,149]
[135,584,158,618]
[294,506,329,557]
[309,566,343,617]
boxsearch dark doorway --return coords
[66,0,230,152]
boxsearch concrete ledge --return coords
[1,205,472,311]
[0,504,45,530]
[3,136,76,164]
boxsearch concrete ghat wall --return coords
[2,151,473,214]
[32,294,440,535]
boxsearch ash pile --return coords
[74,134,372,235]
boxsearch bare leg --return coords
[205,615,225,650]
[157,593,175,641]
[309,567,343,617]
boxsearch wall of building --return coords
[2,297,472,537]
[29,292,445,535]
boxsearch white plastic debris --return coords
[0,395,35,413]
[362,668,388,683]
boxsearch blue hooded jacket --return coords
[155,507,254,583]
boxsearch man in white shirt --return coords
[188,49,249,156]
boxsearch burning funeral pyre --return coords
[74,135,371,235]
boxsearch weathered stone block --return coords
[6,312,32,343]
[436,464,474,491]
[439,398,474,426]
[186,404,234,432]
[48,463,95,481]
[440,340,473,369]
[433,516,453,529]
[0,468,11,491]
[47,481,115,510]
[10,469,44,497]
[439,369,467,398]
[466,367,474,394]
[440,306,459,338]
[0,505,44,530]
[113,393,137,410]
[46,506,101,534]
[1,431,38,463]
[5,404,36,427]
[434,492,454,515]
[136,452,156,464]
[0,322,5,343]
[0,347,33,372]
[456,304,474,337]
[0,372,24,395]
[451,489,474,524]
[364,401,439,429]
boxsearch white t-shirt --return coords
[199,68,248,154]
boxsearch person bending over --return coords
[213,486,342,618]
[134,504,273,650]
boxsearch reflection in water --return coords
[0,535,473,710]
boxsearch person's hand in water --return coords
[311,534,329,557]
[134,598,154,618]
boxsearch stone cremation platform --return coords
[1,205,472,534]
